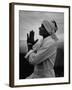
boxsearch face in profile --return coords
[39,24,50,37]
[39,24,46,35]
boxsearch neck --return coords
[43,36,47,39]
[43,34,50,39]
[51,33,58,41]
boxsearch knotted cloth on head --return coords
[42,20,58,34]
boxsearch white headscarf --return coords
[42,20,58,34]
[42,20,58,41]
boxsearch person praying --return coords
[25,20,59,78]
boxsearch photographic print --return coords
[9,3,70,87]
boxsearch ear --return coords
[52,20,57,27]
[52,20,58,32]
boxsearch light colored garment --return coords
[25,34,59,79]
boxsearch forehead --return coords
[40,24,47,32]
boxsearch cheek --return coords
[39,26,45,33]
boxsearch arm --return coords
[28,45,57,65]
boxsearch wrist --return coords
[27,44,33,51]
[27,43,32,45]
[25,50,34,59]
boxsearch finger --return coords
[35,39,38,42]
[32,30,34,33]
[29,32,30,38]
[34,39,38,44]
[27,33,29,40]
[27,33,28,38]
[30,31,32,38]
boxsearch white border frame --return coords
[13,4,70,86]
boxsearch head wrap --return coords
[42,20,58,34]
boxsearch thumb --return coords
[27,33,29,39]
[34,39,38,44]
